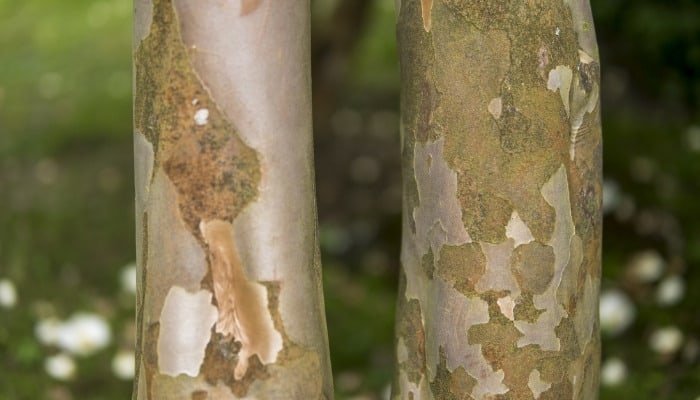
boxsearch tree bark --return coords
[132,0,333,398]
[393,1,602,399]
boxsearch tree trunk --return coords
[393,1,602,399]
[132,0,333,398]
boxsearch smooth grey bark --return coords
[132,0,333,398]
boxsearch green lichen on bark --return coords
[395,0,601,398]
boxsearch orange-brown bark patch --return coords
[240,0,262,16]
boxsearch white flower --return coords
[649,326,684,355]
[120,263,137,294]
[56,313,112,357]
[627,250,665,283]
[112,350,135,380]
[0,279,17,309]
[599,289,636,336]
[656,275,685,306]
[45,353,76,381]
[35,317,63,346]
[600,357,627,387]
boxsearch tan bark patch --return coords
[511,241,556,295]
[513,293,544,323]
[191,390,208,400]
[421,0,433,32]
[200,219,282,379]
[240,0,261,16]
[436,243,486,294]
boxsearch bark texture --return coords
[393,1,602,399]
[132,0,333,398]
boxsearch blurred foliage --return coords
[0,0,699,399]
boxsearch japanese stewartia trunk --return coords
[393,1,602,399]
[132,0,333,398]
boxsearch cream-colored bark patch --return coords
[420,0,433,32]
[547,65,573,116]
[424,279,508,398]
[574,274,598,352]
[569,51,599,161]
[506,211,534,247]
[528,369,552,399]
[157,286,217,377]
[475,240,520,299]
[497,296,516,321]
[413,138,471,261]
[488,97,502,119]
[200,219,283,379]
[515,165,575,351]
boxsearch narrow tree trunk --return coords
[393,1,601,399]
[132,0,333,398]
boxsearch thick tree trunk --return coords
[132,0,333,398]
[393,1,602,399]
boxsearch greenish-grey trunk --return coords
[132,0,333,398]
[393,1,602,399]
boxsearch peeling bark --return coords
[393,1,602,399]
[132,0,333,398]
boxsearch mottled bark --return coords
[393,1,602,399]
[132,0,333,398]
